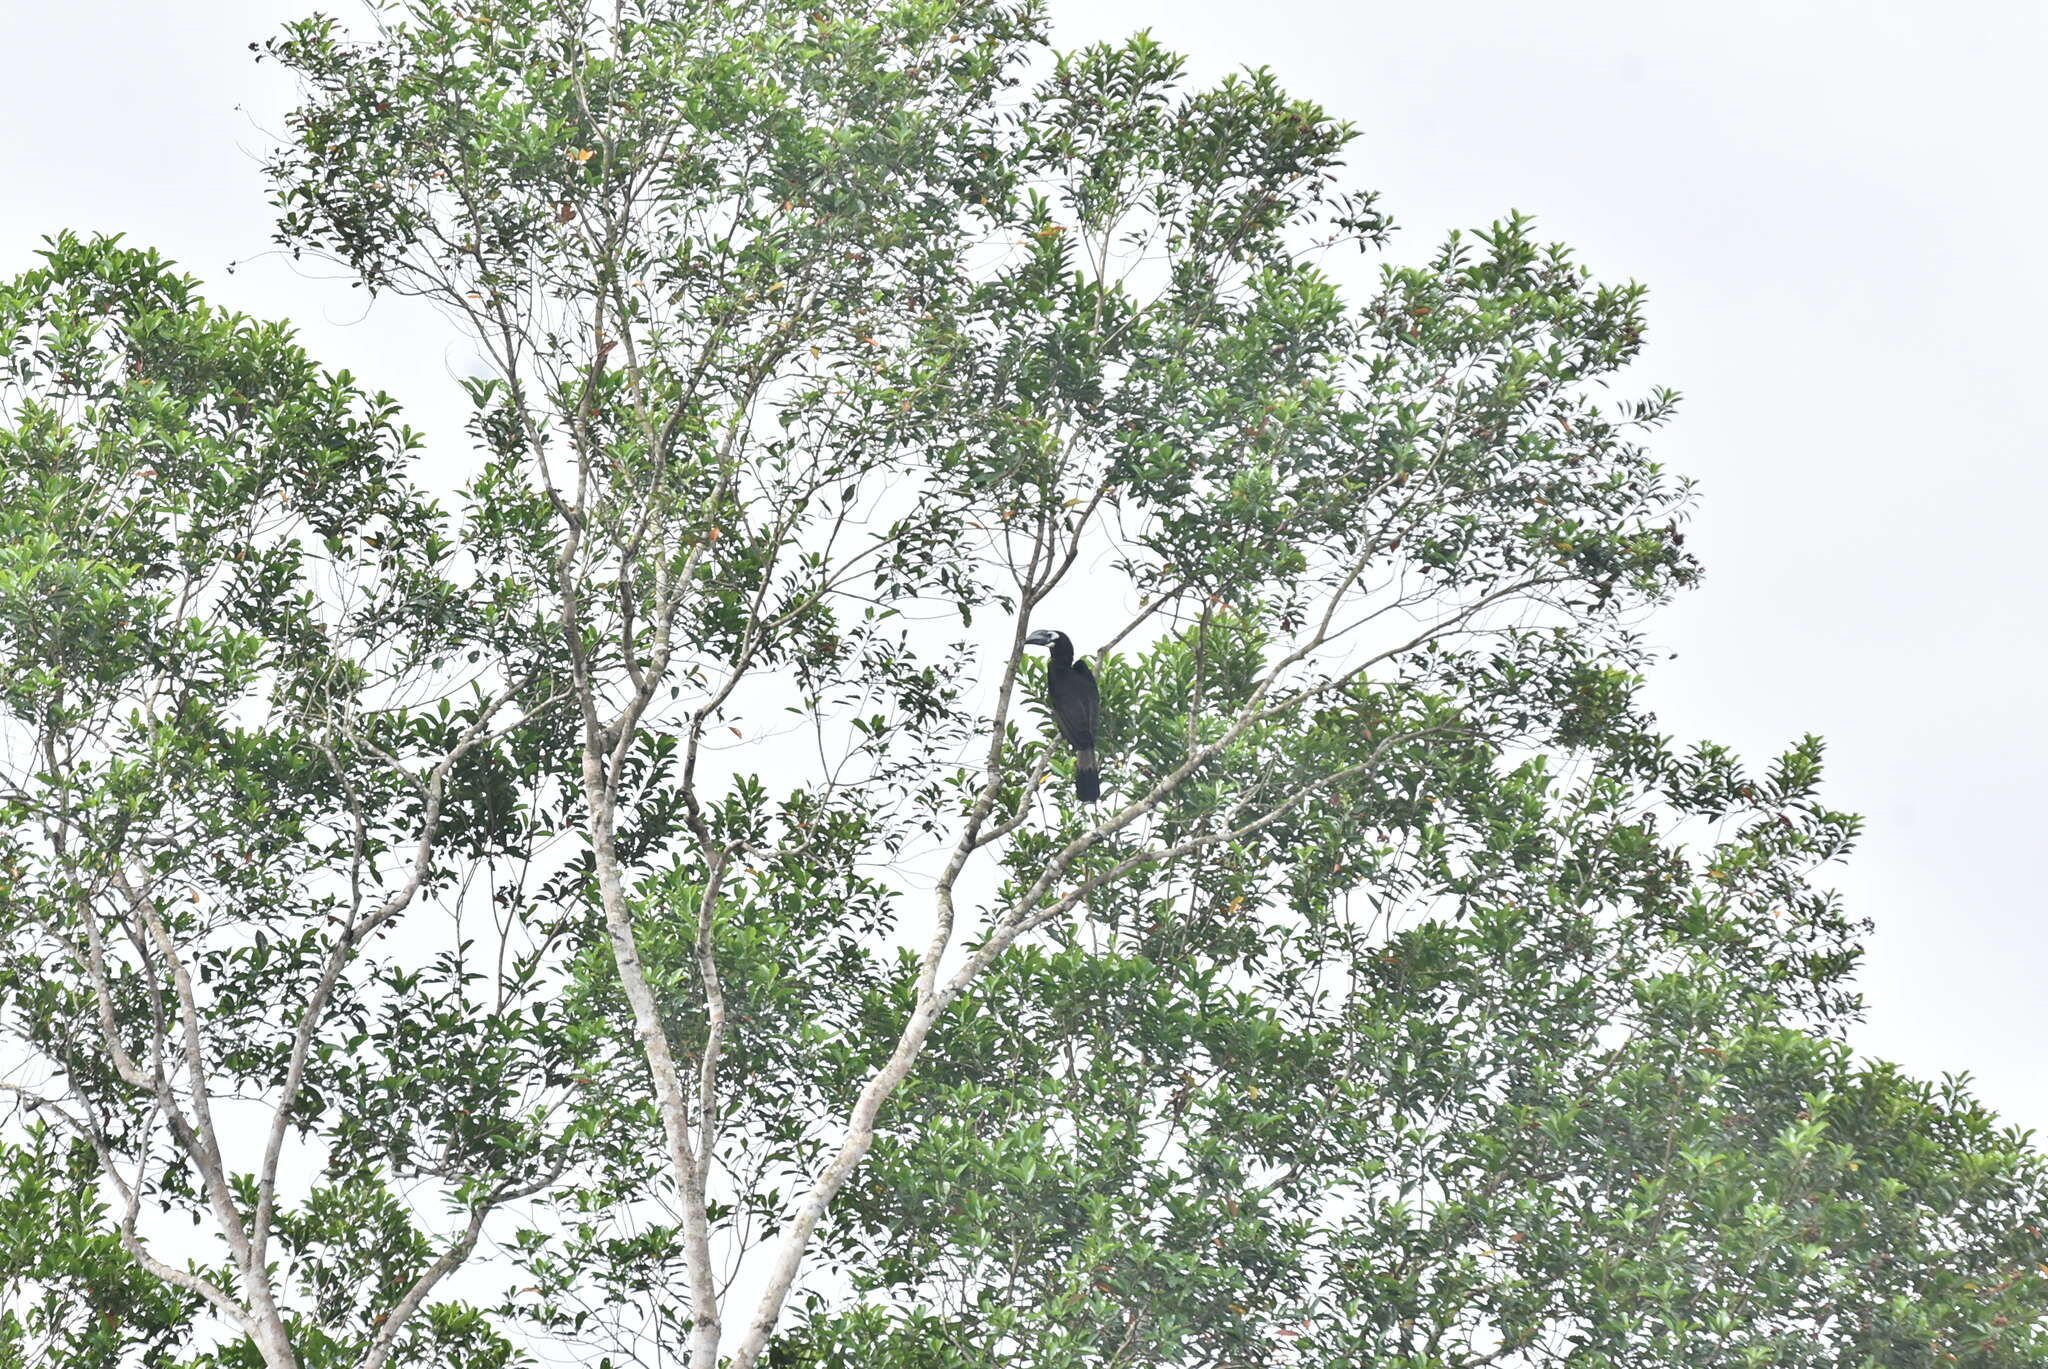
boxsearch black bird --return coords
[1024,628,1100,802]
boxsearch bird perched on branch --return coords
[1024,628,1100,803]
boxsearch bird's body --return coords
[1024,628,1100,802]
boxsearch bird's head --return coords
[1023,629,1064,649]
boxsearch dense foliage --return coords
[1,2,2043,1367]
[0,233,565,1367]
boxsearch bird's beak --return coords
[1023,630,1055,646]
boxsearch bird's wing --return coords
[1070,661,1100,750]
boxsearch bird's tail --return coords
[1074,749,1100,803]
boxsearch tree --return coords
[3,1,2044,1366]
[0,1125,200,1366]
[0,233,568,1367]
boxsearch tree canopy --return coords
[2,2,2044,1367]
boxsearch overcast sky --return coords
[3,0,2041,1133]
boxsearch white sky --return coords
[2,0,2041,1137]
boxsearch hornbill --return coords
[1024,628,1100,802]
